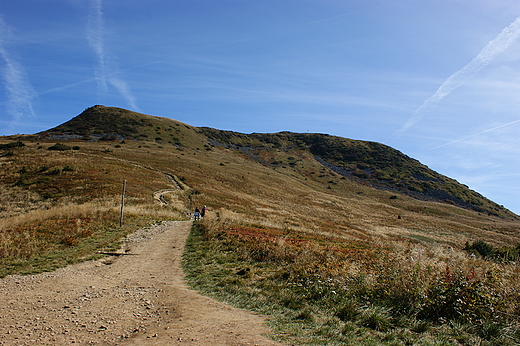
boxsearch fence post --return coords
[120,180,127,227]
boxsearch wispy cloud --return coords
[86,0,108,93]
[86,0,138,110]
[430,119,520,150]
[396,15,520,135]
[0,17,37,127]
[108,77,138,110]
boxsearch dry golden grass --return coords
[0,199,111,230]
[0,139,194,276]
[2,136,518,262]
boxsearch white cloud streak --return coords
[396,16,520,135]
[109,78,137,110]
[86,0,138,110]
[86,0,108,93]
[430,119,520,150]
[0,17,37,125]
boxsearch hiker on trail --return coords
[201,205,207,219]
[194,207,200,220]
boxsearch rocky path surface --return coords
[0,221,282,346]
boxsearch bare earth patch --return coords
[0,221,282,345]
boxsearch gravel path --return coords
[0,221,282,346]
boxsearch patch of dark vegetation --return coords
[0,141,25,150]
[47,143,72,151]
[464,239,520,262]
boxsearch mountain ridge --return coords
[30,105,516,219]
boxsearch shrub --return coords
[418,267,500,323]
[493,246,519,262]
[464,240,519,262]
[48,143,71,151]
[0,141,24,150]
[465,240,494,257]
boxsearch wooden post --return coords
[120,180,127,227]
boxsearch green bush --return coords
[465,240,494,257]
[47,143,71,151]
[0,141,24,150]
[418,267,499,323]
[464,240,519,262]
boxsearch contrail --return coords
[86,0,107,92]
[109,78,138,110]
[430,119,520,150]
[396,15,520,135]
[86,0,138,110]
[0,17,37,125]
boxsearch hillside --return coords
[2,105,520,345]
[36,105,516,219]
[36,105,207,148]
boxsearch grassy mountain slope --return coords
[2,105,520,344]
[37,105,516,218]
[199,128,514,219]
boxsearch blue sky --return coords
[1,1,520,215]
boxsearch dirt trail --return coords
[0,221,283,346]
